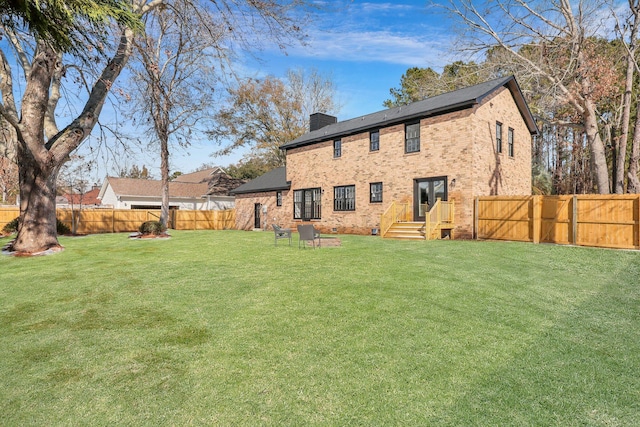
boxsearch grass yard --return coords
[1,230,639,426]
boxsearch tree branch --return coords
[48,27,135,161]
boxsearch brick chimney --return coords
[309,113,337,132]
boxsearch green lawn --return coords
[1,230,639,426]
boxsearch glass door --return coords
[414,177,447,221]
[254,203,261,229]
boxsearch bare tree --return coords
[129,1,222,227]
[445,0,614,193]
[129,1,311,228]
[212,68,339,167]
[0,157,18,204]
[0,118,18,204]
[1,0,311,254]
[57,155,95,234]
[613,1,640,193]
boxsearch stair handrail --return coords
[425,198,455,240]
[380,201,411,237]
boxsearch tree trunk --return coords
[5,28,135,254]
[10,154,61,253]
[628,98,640,193]
[160,132,170,228]
[615,5,640,193]
[583,96,610,194]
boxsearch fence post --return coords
[474,197,479,240]
[637,194,640,249]
[532,196,541,244]
[572,195,578,246]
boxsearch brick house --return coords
[231,76,538,238]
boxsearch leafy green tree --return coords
[384,62,488,108]
[226,156,277,180]
[0,0,142,53]
[384,67,440,107]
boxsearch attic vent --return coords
[310,113,337,132]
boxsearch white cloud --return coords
[285,28,451,69]
[278,24,451,68]
[271,1,455,69]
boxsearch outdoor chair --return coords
[272,224,292,246]
[297,224,321,249]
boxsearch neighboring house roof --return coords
[173,167,246,196]
[281,75,539,150]
[63,188,102,205]
[230,167,290,195]
[101,177,210,199]
[173,167,225,183]
[98,168,247,200]
[206,172,247,196]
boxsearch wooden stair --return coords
[380,199,455,241]
[383,222,426,240]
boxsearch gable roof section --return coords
[172,167,246,196]
[102,177,209,199]
[281,75,538,150]
[206,173,247,196]
[230,167,290,195]
[173,167,225,183]
[64,188,102,205]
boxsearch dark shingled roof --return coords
[229,167,290,195]
[281,75,538,150]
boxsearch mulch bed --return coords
[129,232,171,239]
[319,237,341,247]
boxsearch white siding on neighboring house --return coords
[205,196,235,211]
[98,182,119,208]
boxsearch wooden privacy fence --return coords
[0,208,236,234]
[475,195,640,250]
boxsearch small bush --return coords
[2,217,19,234]
[139,221,167,235]
[2,217,71,235]
[57,219,71,235]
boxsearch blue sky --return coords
[163,0,458,175]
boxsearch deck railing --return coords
[380,201,411,237]
[425,198,455,240]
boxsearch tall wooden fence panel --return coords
[172,209,235,230]
[0,208,236,234]
[475,196,533,242]
[476,195,640,250]
[0,207,19,230]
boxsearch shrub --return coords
[2,217,71,235]
[57,219,71,235]
[139,221,167,235]
[2,217,19,234]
